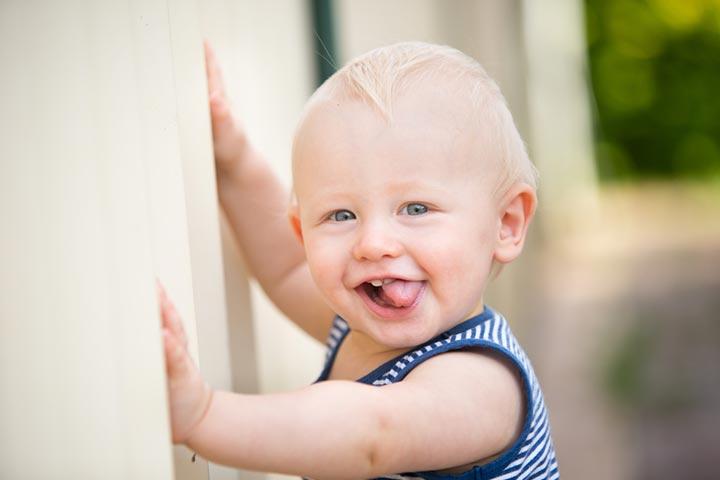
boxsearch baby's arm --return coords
[189,353,523,479]
[204,43,333,341]
[160,284,524,479]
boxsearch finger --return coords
[157,279,171,327]
[163,327,190,379]
[159,291,189,349]
[208,91,232,122]
[164,299,188,349]
[203,40,226,98]
[156,278,167,303]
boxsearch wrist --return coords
[182,383,215,446]
[215,146,269,198]
[215,140,253,181]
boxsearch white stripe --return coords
[490,466,523,480]
[500,323,508,348]
[522,409,548,450]
[482,322,492,341]
[517,437,552,480]
[517,431,552,479]
[505,451,526,469]
[491,318,501,343]
[378,475,423,479]
[522,421,549,457]
[531,450,554,480]
[533,398,546,425]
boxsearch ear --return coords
[288,205,304,245]
[493,183,537,264]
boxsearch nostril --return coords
[352,235,403,261]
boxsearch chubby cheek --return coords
[418,228,494,304]
[303,236,350,309]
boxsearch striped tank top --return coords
[316,306,559,480]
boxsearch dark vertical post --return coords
[310,0,338,87]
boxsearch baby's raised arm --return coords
[205,42,334,342]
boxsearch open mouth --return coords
[355,278,425,318]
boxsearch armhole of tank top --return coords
[405,340,536,479]
[315,316,349,383]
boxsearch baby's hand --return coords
[157,281,213,444]
[204,40,251,177]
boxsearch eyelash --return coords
[400,202,429,216]
[324,202,431,223]
[325,209,356,222]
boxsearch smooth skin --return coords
[157,43,536,479]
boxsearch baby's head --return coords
[289,42,538,348]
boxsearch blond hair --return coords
[296,41,538,196]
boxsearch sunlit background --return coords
[568,1,720,477]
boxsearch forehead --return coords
[292,79,500,198]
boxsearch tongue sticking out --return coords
[377,280,424,308]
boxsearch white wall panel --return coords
[165,0,253,478]
[0,1,174,478]
[129,0,210,478]
[1,0,248,478]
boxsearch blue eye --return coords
[328,210,356,222]
[402,203,428,216]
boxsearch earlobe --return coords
[288,207,304,245]
[494,184,537,264]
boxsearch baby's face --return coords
[292,82,504,350]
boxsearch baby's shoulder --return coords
[403,345,524,399]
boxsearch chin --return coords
[368,317,440,349]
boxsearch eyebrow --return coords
[301,180,448,206]
[384,180,447,195]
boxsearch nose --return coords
[351,219,404,262]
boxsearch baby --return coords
[159,41,559,479]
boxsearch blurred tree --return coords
[585,0,720,181]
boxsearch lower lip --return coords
[354,283,426,320]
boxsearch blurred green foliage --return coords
[585,0,720,181]
[602,320,691,413]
